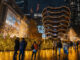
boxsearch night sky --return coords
[25,0,70,13]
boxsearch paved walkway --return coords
[0,48,80,60]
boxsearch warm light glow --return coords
[68,28,80,41]
[19,20,29,38]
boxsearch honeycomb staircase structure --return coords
[42,6,71,41]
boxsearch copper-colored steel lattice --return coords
[42,6,71,40]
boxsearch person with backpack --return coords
[31,41,38,60]
[13,37,20,60]
[19,38,27,60]
[63,41,69,55]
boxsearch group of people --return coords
[13,38,27,60]
[53,40,80,56]
[13,37,80,60]
[13,37,41,60]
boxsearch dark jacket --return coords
[20,40,27,51]
[70,42,73,46]
[14,39,20,51]
[57,41,62,48]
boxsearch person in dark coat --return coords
[38,40,42,49]
[70,41,73,47]
[13,37,20,60]
[77,41,79,49]
[57,40,62,56]
[19,38,27,60]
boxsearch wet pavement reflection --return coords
[0,48,80,60]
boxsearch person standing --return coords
[19,38,27,60]
[13,37,20,60]
[31,41,38,60]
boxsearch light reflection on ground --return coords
[0,48,80,60]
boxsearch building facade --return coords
[0,0,29,38]
[70,0,80,36]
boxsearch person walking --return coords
[53,41,57,55]
[31,41,38,60]
[57,40,62,56]
[13,37,20,60]
[73,42,76,51]
[63,41,69,60]
[77,41,79,49]
[38,40,42,59]
[38,40,41,49]
[63,42,69,55]
[70,41,73,48]
[19,38,27,60]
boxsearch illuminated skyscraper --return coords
[70,0,80,36]
[15,0,28,14]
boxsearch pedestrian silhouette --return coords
[57,40,62,56]
[13,37,20,60]
[31,41,38,60]
[77,41,79,49]
[19,38,27,60]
